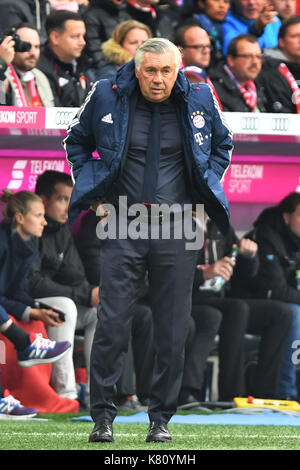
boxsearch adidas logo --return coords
[101,113,113,124]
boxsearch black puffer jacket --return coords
[0,0,50,45]
[209,62,267,112]
[83,0,132,68]
[256,52,300,113]
[28,216,95,307]
[37,45,90,107]
[246,206,300,303]
[125,0,176,41]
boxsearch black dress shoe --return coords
[146,421,172,442]
[88,419,114,442]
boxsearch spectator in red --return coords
[210,33,267,111]
[257,16,300,113]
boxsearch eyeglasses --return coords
[183,45,212,52]
[234,54,263,61]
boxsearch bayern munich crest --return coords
[191,111,205,129]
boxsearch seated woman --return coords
[89,19,152,81]
[0,189,78,413]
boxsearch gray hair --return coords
[135,38,182,72]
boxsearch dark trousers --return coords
[116,302,154,401]
[245,298,292,398]
[191,294,249,400]
[181,304,222,395]
[191,294,293,400]
[90,223,198,423]
[132,302,155,401]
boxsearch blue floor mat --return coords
[73,410,300,426]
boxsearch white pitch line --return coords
[1,432,300,439]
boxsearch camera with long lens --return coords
[0,27,31,52]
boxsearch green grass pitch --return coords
[1,412,300,451]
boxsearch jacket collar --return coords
[43,45,75,71]
[42,45,90,73]
[0,221,36,259]
[44,215,65,233]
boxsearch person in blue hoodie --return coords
[194,0,230,62]
[222,0,281,56]
[180,0,230,63]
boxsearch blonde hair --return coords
[1,189,42,224]
[112,20,152,46]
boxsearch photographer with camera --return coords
[0,35,14,104]
[0,36,15,78]
[3,23,54,107]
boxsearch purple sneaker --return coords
[17,333,71,368]
[0,390,38,419]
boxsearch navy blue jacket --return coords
[64,59,233,234]
[0,221,37,321]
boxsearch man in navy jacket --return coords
[64,37,233,443]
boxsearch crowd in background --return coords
[0,0,299,112]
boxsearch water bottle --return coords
[296,270,300,291]
[200,246,240,292]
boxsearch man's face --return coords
[181,27,211,69]
[271,0,296,19]
[50,19,86,63]
[279,23,300,62]
[135,51,178,102]
[227,39,263,83]
[12,27,40,72]
[41,183,72,224]
[234,0,264,19]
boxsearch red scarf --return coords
[127,0,157,18]
[224,64,258,111]
[277,62,300,114]
[6,65,43,107]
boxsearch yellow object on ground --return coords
[234,396,300,412]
